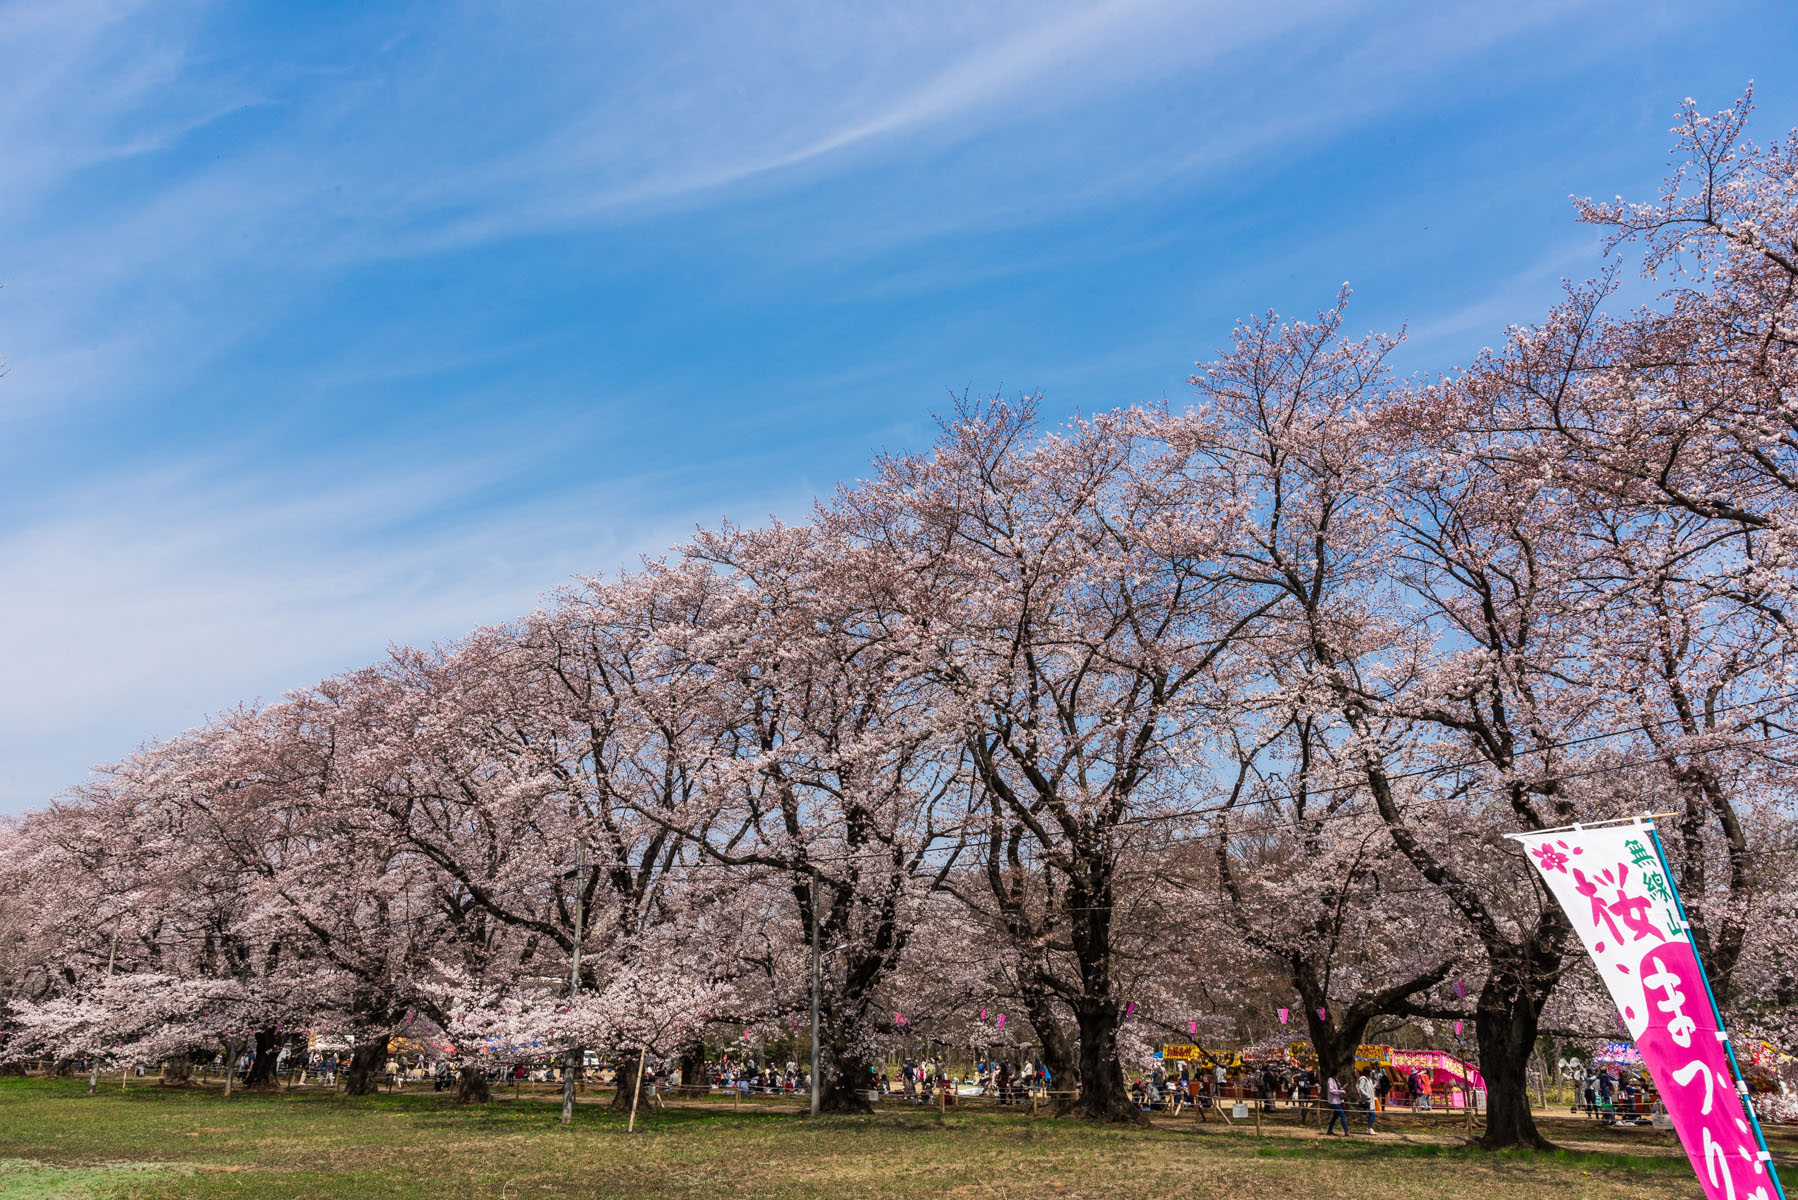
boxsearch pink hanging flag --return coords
[996,1014,1005,1030]
[1454,980,1465,1000]
[1125,1002,1135,1017]
[1189,1020,1198,1037]
[1317,1007,1328,1021]
[979,1008,987,1022]
[1453,1020,1464,1036]
[1512,818,1787,1200]
[1277,1008,1288,1025]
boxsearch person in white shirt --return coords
[1357,1072,1378,1133]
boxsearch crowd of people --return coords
[1572,1065,1659,1126]
[169,1041,1752,1137]
[1129,1060,1451,1135]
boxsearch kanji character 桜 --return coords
[1572,864,1666,945]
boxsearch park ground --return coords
[3,1079,1795,1200]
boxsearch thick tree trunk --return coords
[160,1058,194,1086]
[817,1022,875,1115]
[455,1065,490,1104]
[1302,1014,1372,1094]
[1474,969,1553,1150]
[678,1041,707,1096]
[607,1049,648,1112]
[1070,998,1146,1125]
[1062,862,1144,1125]
[342,1040,390,1097]
[244,1028,282,1089]
[1018,979,1077,1113]
[818,1052,875,1114]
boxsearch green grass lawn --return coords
[0,1078,1783,1200]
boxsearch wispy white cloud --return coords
[0,0,1738,812]
[0,424,827,809]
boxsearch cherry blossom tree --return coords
[654,521,969,1114]
[825,400,1275,1122]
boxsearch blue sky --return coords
[2,0,1793,814]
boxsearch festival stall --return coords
[1157,1040,1484,1106]
[1593,1041,1644,1069]
[1353,1046,1484,1108]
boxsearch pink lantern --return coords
[1278,1008,1289,1025]
[1317,1007,1328,1021]
[1189,1020,1197,1037]
[1453,1020,1464,1036]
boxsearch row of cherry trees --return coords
[3,95,1795,1147]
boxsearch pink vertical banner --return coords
[1317,1007,1327,1022]
[1513,818,1785,1200]
[1189,1020,1198,1037]
[1277,1008,1288,1025]
[995,1014,1005,1030]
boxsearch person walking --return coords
[1325,1074,1349,1135]
[1357,1071,1378,1133]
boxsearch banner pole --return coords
[1502,812,1680,841]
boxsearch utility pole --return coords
[562,835,586,1126]
[87,913,121,1096]
[810,866,821,1118]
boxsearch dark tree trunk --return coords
[244,1028,282,1089]
[1018,978,1077,1113]
[1300,1007,1373,1093]
[818,1040,875,1115]
[455,1065,490,1104]
[607,1048,648,1112]
[342,1040,390,1097]
[1064,863,1145,1125]
[678,1041,707,1097]
[1474,964,1553,1150]
[1070,997,1146,1125]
